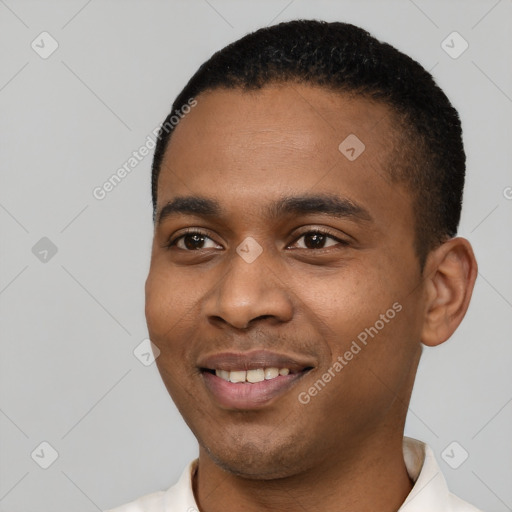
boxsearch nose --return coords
[202,248,294,330]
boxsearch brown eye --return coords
[303,232,329,249]
[181,233,207,250]
[166,231,222,251]
[290,230,348,250]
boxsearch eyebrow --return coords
[156,193,372,225]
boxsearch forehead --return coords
[167,84,394,155]
[157,84,407,225]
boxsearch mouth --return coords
[198,350,315,410]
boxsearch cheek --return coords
[305,267,395,338]
[145,274,171,340]
[145,267,194,343]
[145,265,212,385]
[303,256,420,370]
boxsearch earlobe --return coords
[420,237,478,347]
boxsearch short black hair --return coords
[151,19,465,269]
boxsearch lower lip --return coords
[202,371,306,410]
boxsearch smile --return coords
[213,367,290,383]
[198,350,315,410]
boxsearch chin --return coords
[210,452,300,480]
[200,432,312,480]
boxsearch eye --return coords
[163,228,349,252]
[165,230,222,251]
[289,230,349,250]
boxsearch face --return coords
[145,84,426,479]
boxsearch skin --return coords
[145,84,478,512]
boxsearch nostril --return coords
[255,315,273,322]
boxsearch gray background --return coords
[0,0,511,510]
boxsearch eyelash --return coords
[163,228,349,251]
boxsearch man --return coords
[107,20,480,511]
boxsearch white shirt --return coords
[105,437,483,511]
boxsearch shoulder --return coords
[401,438,485,512]
[103,460,198,512]
[104,490,166,512]
[448,492,485,512]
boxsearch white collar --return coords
[108,437,482,511]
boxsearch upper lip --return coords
[197,349,316,373]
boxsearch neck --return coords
[193,429,414,512]
[193,348,422,512]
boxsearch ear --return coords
[420,237,478,347]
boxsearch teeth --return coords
[264,367,279,380]
[247,369,265,383]
[216,369,229,381]
[229,370,246,383]
[215,367,291,383]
